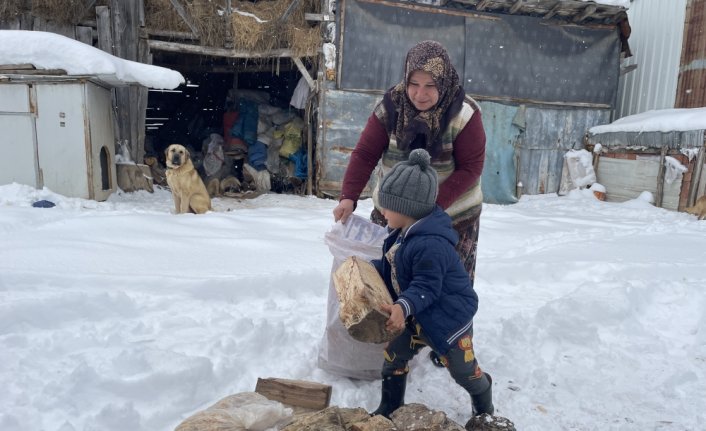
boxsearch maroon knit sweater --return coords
[340,111,486,209]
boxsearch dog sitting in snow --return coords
[685,195,706,220]
[165,144,211,214]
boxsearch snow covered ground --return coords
[1,183,704,431]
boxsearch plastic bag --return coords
[318,214,389,380]
[203,133,225,177]
[174,392,292,431]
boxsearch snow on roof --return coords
[0,30,184,90]
[589,107,706,134]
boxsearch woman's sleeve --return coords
[339,113,389,202]
[437,111,486,209]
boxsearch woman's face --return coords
[406,70,439,111]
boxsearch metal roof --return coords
[445,0,628,24]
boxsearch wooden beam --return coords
[292,57,315,91]
[509,0,524,14]
[0,64,35,70]
[687,148,705,207]
[476,0,491,11]
[655,146,668,208]
[279,0,302,23]
[573,4,597,23]
[148,39,299,58]
[543,2,562,19]
[168,0,200,38]
[146,28,199,40]
[0,68,68,75]
[96,6,112,54]
[305,13,333,22]
[224,0,233,49]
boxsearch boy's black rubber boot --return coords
[371,374,407,418]
[471,373,495,416]
[429,350,445,368]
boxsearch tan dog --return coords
[685,195,706,220]
[165,144,212,214]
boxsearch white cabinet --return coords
[0,79,117,201]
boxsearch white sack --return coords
[318,214,389,380]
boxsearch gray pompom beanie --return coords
[377,149,438,219]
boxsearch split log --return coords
[255,378,332,411]
[333,256,400,344]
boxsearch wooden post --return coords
[106,0,144,164]
[224,0,233,49]
[655,146,668,208]
[688,147,705,206]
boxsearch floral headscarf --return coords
[381,40,465,158]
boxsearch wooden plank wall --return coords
[1,2,150,165]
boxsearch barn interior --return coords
[145,52,315,195]
[141,0,322,197]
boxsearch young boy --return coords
[369,148,494,420]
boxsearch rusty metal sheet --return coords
[517,106,611,195]
[676,0,706,108]
[316,86,381,198]
[477,101,521,204]
[586,130,706,150]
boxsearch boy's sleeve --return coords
[395,239,450,317]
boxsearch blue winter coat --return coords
[371,205,478,355]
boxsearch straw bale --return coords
[0,0,23,21]
[230,0,319,54]
[187,0,226,47]
[145,0,191,33]
[291,25,320,57]
[143,0,320,55]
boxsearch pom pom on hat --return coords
[377,149,438,219]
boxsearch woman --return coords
[333,40,486,283]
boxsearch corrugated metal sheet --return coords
[316,84,612,201]
[615,0,688,119]
[676,0,706,108]
[516,107,611,195]
[586,130,706,150]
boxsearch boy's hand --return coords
[380,303,405,333]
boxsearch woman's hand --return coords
[380,303,405,334]
[333,199,355,223]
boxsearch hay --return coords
[145,0,191,33]
[0,0,23,22]
[142,0,321,55]
[187,0,226,47]
[291,25,320,57]
[229,0,320,54]
[30,0,94,24]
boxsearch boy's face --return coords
[381,208,416,230]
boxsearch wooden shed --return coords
[0,0,635,202]
[0,0,322,196]
[317,0,632,204]
[586,109,706,211]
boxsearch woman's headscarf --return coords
[381,40,465,158]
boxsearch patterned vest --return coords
[372,96,483,223]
